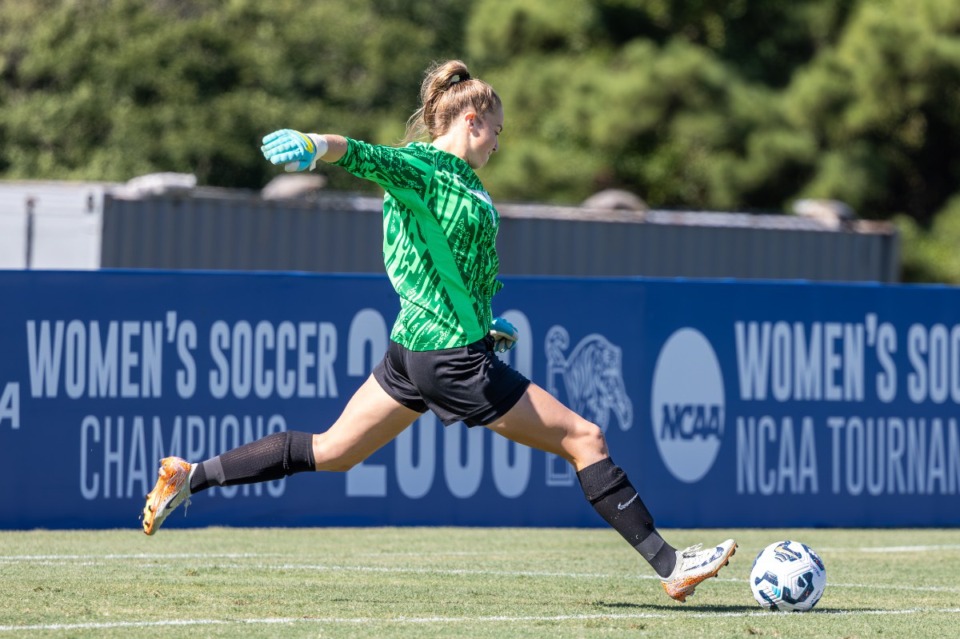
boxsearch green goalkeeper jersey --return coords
[335,138,502,351]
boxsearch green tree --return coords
[782,0,960,224]
[468,0,960,233]
[4,0,960,282]
[589,0,856,86]
[897,197,960,283]
[0,0,455,188]
[468,0,781,207]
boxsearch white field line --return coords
[0,552,279,566]
[845,545,960,553]
[4,608,960,633]
[4,543,958,563]
[243,563,960,594]
[4,552,960,595]
[0,552,277,561]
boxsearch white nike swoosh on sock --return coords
[617,493,639,510]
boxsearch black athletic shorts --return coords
[373,336,531,427]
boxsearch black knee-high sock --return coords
[577,458,677,578]
[189,431,316,493]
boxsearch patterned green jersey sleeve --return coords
[333,138,433,195]
[335,138,503,351]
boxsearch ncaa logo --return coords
[651,328,725,483]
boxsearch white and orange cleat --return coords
[141,457,193,535]
[660,539,737,602]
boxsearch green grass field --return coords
[1,527,958,638]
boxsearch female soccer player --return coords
[141,59,736,603]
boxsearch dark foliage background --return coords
[2,0,958,281]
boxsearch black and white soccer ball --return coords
[749,540,826,612]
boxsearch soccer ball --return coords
[749,540,826,612]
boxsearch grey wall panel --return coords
[493,216,897,282]
[102,195,387,274]
[101,192,899,282]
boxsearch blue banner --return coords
[0,271,957,529]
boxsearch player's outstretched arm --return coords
[260,129,348,171]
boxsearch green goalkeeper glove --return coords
[260,129,328,172]
[489,317,518,353]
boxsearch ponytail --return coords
[403,60,501,144]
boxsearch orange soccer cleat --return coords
[660,539,738,603]
[141,457,193,535]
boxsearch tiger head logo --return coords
[545,326,633,433]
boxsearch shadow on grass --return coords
[591,600,759,614]
[591,602,889,616]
